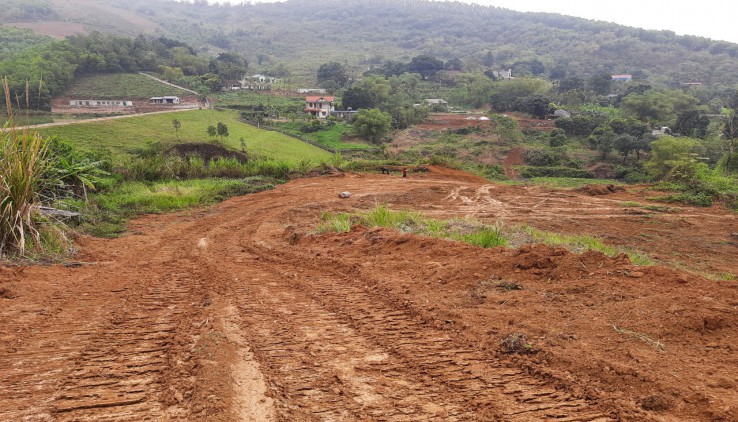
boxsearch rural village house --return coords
[304,96,335,118]
[68,99,133,107]
[241,74,278,91]
[148,96,181,104]
[223,80,243,90]
[611,74,632,82]
[298,88,327,94]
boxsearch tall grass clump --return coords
[453,226,507,248]
[521,225,654,266]
[0,78,49,256]
[317,205,508,248]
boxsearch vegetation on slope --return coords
[63,74,192,98]
[16,0,738,87]
[37,109,331,163]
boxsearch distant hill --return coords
[6,0,738,86]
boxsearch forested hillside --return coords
[6,0,738,87]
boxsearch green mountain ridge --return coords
[5,0,738,87]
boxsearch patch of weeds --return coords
[612,325,665,351]
[500,333,534,354]
[78,177,276,237]
[651,193,713,207]
[638,394,673,412]
[363,205,423,230]
[453,226,507,248]
[317,205,509,249]
[0,287,17,299]
[316,212,353,234]
[496,281,523,291]
[619,201,643,207]
[520,225,654,266]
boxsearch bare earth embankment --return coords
[1,167,737,421]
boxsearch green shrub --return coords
[521,166,592,178]
[452,227,507,248]
[523,149,560,166]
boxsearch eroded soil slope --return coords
[1,167,737,421]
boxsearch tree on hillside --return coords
[516,94,552,119]
[483,51,495,67]
[354,108,392,144]
[408,55,444,79]
[588,73,612,96]
[489,78,551,112]
[613,134,643,164]
[588,126,616,159]
[720,109,738,173]
[216,122,229,142]
[172,119,181,140]
[558,76,583,92]
[675,110,710,138]
[620,90,700,125]
[209,52,248,80]
[342,86,373,110]
[317,62,349,88]
[207,125,217,139]
[645,136,699,179]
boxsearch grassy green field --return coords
[214,91,304,108]
[275,121,374,151]
[37,109,331,163]
[63,74,192,99]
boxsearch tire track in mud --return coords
[442,185,728,221]
[214,235,613,421]
[0,265,205,421]
[0,223,218,422]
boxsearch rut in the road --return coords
[0,264,206,421]
[225,247,614,421]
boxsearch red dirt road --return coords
[1,168,737,421]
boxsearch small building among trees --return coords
[304,96,335,118]
[149,96,181,104]
[68,99,133,107]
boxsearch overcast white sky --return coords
[211,0,738,44]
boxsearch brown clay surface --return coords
[2,167,737,421]
[416,113,494,130]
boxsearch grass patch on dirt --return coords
[509,177,624,189]
[63,73,192,98]
[318,205,507,248]
[37,109,331,163]
[70,177,276,237]
[612,325,665,352]
[520,225,654,266]
[275,121,373,151]
[618,201,679,213]
[214,91,303,109]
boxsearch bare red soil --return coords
[416,113,494,130]
[1,167,737,421]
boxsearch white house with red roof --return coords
[304,96,335,118]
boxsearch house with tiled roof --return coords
[304,96,335,119]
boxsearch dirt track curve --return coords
[2,167,737,421]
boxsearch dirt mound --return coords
[503,147,525,178]
[588,162,617,179]
[575,184,625,196]
[424,165,489,183]
[165,143,248,163]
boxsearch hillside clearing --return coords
[1,168,736,420]
[36,109,332,162]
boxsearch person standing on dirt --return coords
[402,167,407,178]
